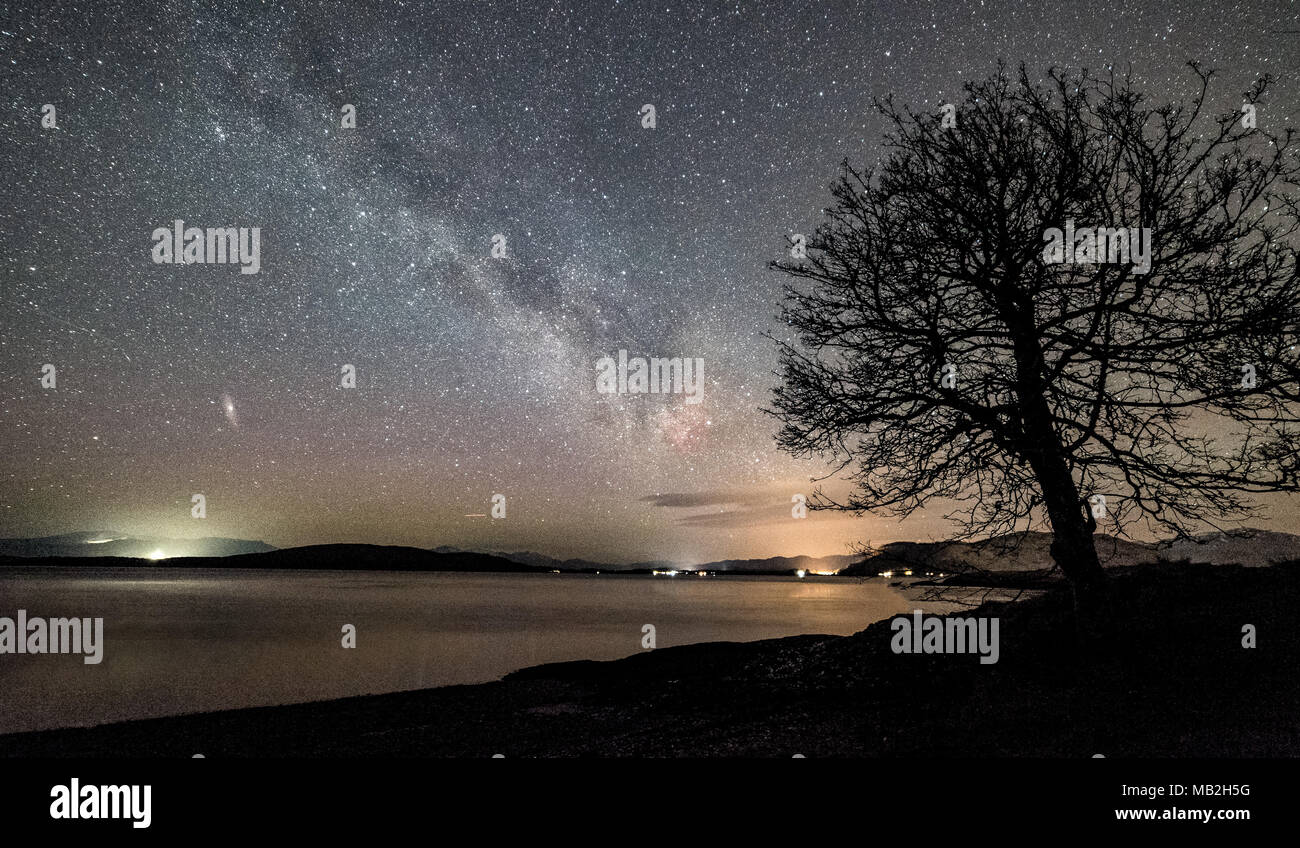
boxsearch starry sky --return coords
[2,0,1298,563]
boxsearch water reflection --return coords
[0,568,920,734]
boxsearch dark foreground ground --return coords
[2,562,1297,757]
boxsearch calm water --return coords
[0,567,920,734]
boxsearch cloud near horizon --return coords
[639,491,769,509]
[641,491,857,528]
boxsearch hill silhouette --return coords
[0,543,545,573]
[0,532,275,559]
[839,528,1300,578]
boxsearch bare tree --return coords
[769,63,1300,614]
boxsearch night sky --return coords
[2,1,1297,563]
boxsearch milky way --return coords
[2,0,1297,561]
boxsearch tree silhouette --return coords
[769,63,1300,613]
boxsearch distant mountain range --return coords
[434,546,860,575]
[0,542,546,574]
[4,528,1298,575]
[431,546,674,573]
[0,532,275,559]
[0,535,850,575]
[1155,529,1300,567]
[216,544,546,573]
[838,528,1300,576]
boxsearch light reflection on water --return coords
[0,567,921,734]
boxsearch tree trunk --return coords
[1040,465,1107,606]
[1022,418,1111,644]
[1017,400,1110,642]
[1004,305,1109,624]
